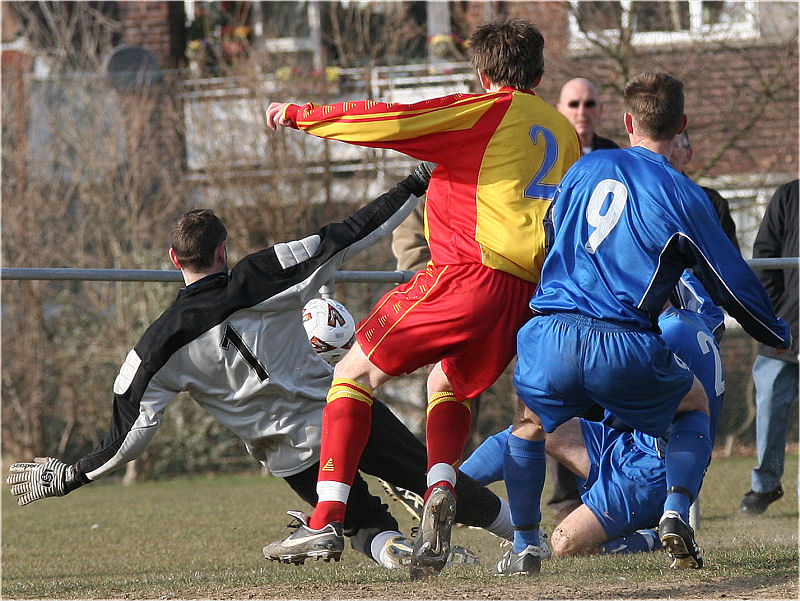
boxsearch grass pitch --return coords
[2,454,797,599]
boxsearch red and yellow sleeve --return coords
[283,93,504,160]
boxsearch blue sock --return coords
[461,426,510,486]
[664,410,712,523]
[503,433,545,553]
[599,529,662,555]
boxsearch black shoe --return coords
[658,510,703,569]
[741,486,784,515]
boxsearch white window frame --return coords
[568,1,760,51]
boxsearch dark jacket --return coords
[754,179,799,363]
[701,186,740,252]
[591,133,619,151]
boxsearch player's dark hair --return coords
[624,71,684,141]
[170,209,227,271]
[468,17,544,90]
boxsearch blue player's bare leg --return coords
[551,506,661,556]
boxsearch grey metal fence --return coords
[2,258,797,282]
[1,267,415,283]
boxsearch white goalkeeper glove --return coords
[7,457,83,506]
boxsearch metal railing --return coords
[0,268,416,283]
[1,258,796,283]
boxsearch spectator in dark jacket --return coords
[741,179,799,515]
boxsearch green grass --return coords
[2,455,797,599]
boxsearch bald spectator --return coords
[557,77,619,154]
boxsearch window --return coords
[568,1,759,49]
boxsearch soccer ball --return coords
[302,297,356,364]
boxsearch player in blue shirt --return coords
[499,71,791,575]
[463,275,725,559]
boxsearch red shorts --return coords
[356,263,538,400]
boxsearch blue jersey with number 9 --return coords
[531,147,790,348]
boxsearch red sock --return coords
[425,392,471,472]
[310,378,373,530]
[311,500,346,529]
[424,480,457,502]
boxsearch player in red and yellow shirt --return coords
[264,17,580,578]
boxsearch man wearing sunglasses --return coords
[557,78,619,155]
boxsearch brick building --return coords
[117,1,185,69]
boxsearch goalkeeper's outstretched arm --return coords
[7,346,172,506]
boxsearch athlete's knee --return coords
[333,342,365,377]
[426,362,453,396]
[511,398,545,441]
[333,342,390,390]
[425,363,472,415]
[550,526,582,557]
[549,528,567,556]
[545,418,581,454]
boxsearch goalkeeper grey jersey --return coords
[74,181,419,482]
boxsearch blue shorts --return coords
[579,420,666,539]
[514,312,693,437]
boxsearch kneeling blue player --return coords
[462,276,725,560]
